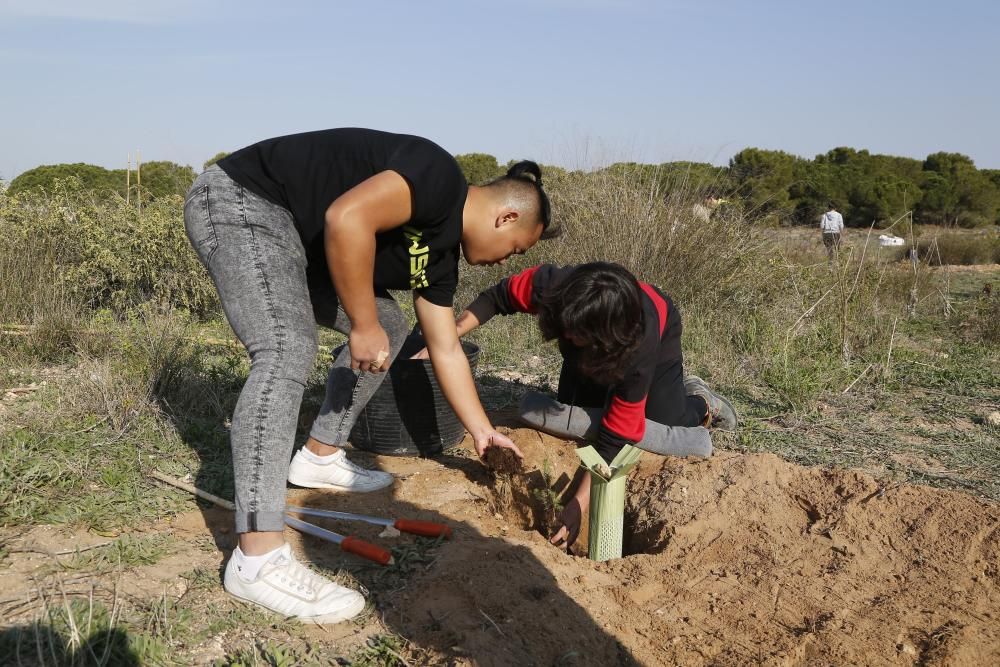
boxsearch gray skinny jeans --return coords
[184,166,408,533]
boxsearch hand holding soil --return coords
[475,430,524,460]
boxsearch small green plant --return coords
[531,458,564,536]
[365,535,445,587]
[180,566,219,591]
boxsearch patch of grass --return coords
[180,566,219,591]
[0,598,171,667]
[215,641,335,667]
[0,309,246,530]
[62,534,175,571]
[0,412,189,530]
[350,634,410,667]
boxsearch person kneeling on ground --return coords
[442,262,737,549]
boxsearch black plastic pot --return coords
[343,335,480,457]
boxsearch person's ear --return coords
[495,210,520,229]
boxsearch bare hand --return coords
[550,498,583,550]
[410,347,430,360]
[349,325,390,373]
[474,430,524,460]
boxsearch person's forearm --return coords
[455,309,481,338]
[325,218,378,330]
[575,472,591,508]
[427,340,492,439]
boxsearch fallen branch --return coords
[842,363,874,394]
[149,470,235,511]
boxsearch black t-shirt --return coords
[218,128,467,306]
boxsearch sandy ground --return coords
[3,428,999,665]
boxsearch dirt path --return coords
[3,429,999,665]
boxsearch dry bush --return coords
[456,163,778,344]
[963,289,1000,345]
[0,231,84,364]
[904,231,1000,266]
[539,165,772,314]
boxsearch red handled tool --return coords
[286,506,453,539]
[284,515,394,565]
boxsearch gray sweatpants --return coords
[184,166,408,533]
[518,392,712,458]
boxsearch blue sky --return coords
[2,0,998,180]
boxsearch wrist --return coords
[351,317,381,335]
[469,423,494,442]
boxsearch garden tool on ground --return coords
[286,506,453,539]
[284,514,395,566]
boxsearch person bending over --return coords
[184,128,558,622]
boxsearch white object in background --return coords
[878,234,905,247]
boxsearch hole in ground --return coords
[486,467,569,540]
[623,502,672,556]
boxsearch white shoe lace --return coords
[336,455,374,477]
[269,554,328,596]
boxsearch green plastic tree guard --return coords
[576,445,643,561]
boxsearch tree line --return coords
[456,148,1000,229]
[6,147,998,228]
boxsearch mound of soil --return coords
[383,431,1000,665]
[4,428,997,665]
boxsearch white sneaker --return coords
[287,448,394,492]
[224,544,366,624]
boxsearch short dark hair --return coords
[487,160,561,239]
[537,262,645,385]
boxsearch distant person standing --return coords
[820,203,844,260]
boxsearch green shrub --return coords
[0,179,217,318]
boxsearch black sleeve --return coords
[464,263,578,324]
[386,138,464,227]
[593,315,661,464]
[596,428,630,464]
[465,283,509,325]
[415,259,458,308]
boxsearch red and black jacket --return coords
[466,264,682,463]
